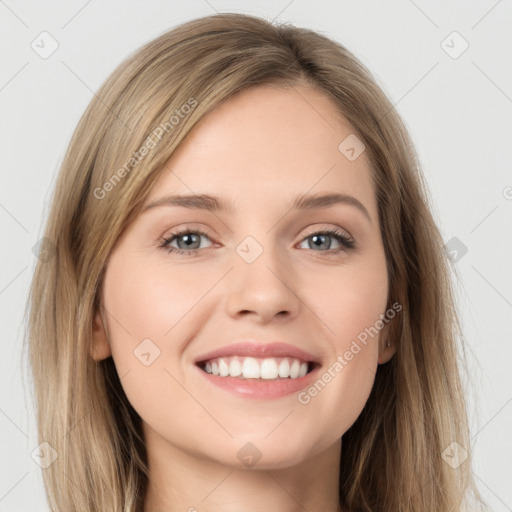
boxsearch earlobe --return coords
[90,307,112,361]
[378,338,396,365]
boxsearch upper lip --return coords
[194,341,321,365]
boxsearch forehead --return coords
[146,84,376,219]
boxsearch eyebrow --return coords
[142,192,372,223]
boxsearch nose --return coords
[225,245,301,324]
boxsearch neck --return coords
[142,426,344,512]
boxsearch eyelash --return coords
[159,226,355,257]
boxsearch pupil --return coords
[311,234,329,250]
[180,234,199,249]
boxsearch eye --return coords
[160,228,213,256]
[298,227,355,252]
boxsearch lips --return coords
[193,342,322,399]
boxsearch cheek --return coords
[296,257,387,433]
[100,255,205,433]
[309,255,388,352]
[103,254,214,349]
[101,253,222,405]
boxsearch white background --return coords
[1,1,511,510]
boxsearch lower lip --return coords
[195,364,321,399]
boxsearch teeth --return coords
[260,358,278,379]
[229,358,242,377]
[218,358,230,377]
[201,356,311,379]
[290,359,300,378]
[278,358,290,377]
[242,357,260,378]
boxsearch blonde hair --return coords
[24,12,486,512]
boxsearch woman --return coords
[25,12,486,512]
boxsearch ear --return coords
[377,323,396,365]
[90,305,112,361]
[378,338,396,365]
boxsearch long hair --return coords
[24,12,486,511]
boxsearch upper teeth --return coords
[203,356,309,379]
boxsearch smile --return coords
[198,356,316,380]
[193,341,322,399]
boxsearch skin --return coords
[91,83,395,512]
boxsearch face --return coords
[92,83,392,470]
